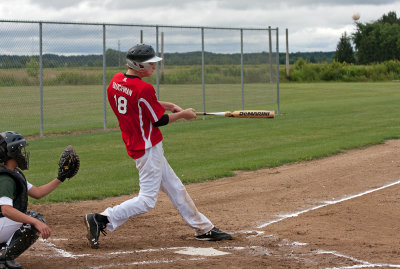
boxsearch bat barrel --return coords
[228,110,274,118]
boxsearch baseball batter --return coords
[84,44,232,249]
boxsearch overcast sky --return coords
[1,0,399,53]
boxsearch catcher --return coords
[0,131,80,269]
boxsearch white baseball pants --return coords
[0,217,21,245]
[102,142,213,236]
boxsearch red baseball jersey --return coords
[107,73,165,159]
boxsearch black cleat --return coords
[195,227,233,241]
[4,260,23,269]
[0,260,23,269]
[84,213,107,249]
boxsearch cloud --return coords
[1,0,400,52]
[26,0,400,10]
[27,0,96,9]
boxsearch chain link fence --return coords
[0,20,280,136]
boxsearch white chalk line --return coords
[257,178,400,229]
[34,178,400,268]
[238,229,265,238]
[88,257,206,269]
[318,250,400,268]
[254,178,400,268]
[38,239,90,259]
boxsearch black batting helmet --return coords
[126,44,162,72]
[0,131,30,170]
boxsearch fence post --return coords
[156,25,160,99]
[240,29,244,110]
[286,28,290,79]
[276,28,280,115]
[103,24,107,130]
[268,26,273,84]
[201,27,205,120]
[161,32,164,83]
[39,22,44,137]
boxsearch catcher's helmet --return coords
[0,131,30,170]
[126,44,162,72]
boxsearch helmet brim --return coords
[142,55,163,63]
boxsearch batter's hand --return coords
[171,104,183,113]
[181,108,197,120]
[159,101,183,113]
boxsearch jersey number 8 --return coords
[114,95,127,114]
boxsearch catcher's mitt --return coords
[26,211,46,224]
[58,145,80,182]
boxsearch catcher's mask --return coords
[0,131,30,170]
[126,44,162,73]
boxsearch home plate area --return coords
[25,234,356,268]
[25,223,400,269]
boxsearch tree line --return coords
[0,50,334,70]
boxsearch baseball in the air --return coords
[352,13,360,21]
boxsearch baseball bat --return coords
[196,110,274,118]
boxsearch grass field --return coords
[0,82,276,136]
[3,82,399,203]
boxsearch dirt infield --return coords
[18,139,400,268]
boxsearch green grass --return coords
[11,81,400,203]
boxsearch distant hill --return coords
[0,50,334,68]
[163,51,334,65]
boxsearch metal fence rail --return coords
[0,20,279,137]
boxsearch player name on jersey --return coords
[112,82,133,96]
